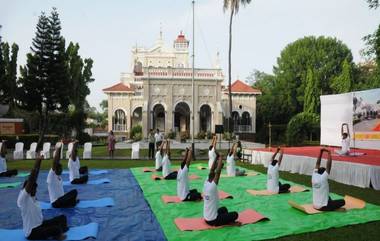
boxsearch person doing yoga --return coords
[0,141,18,177]
[208,135,217,170]
[226,142,246,177]
[267,147,291,193]
[68,141,88,184]
[162,140,178,180]
[155,142,164,171]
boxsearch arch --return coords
[151,101,167,112]
[174,102,190,133]
[113,109,127,132]
[241,111,251,126]
[131,107,143,128]
[199,104,212,133]
[152,104,165,132]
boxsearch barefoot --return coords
[232,221,242,226]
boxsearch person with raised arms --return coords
[17,155,68,240]
[204,153,239,226]
[226,142,246,177]
[0,141,18,177]
[47,144,78,208]
[208,135,217,170]
[267,147,291,193]
[177,147,202,201]
[312,148,345,211]
[155,141,164,171]
[335,123,350,156]
[162,140,178,180]
[68,141,88,184]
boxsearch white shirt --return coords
[208,148,216,170]
[203,180,219,221]
[154,133,162,143]
[0,156,7,173]
[47,168,64,203]
[68,157,80,182]
[226,154,236,176]
[155,151,163,170]
[17,189,43,237]
[162,154,171,178]
[341,137,350,154]
[177,165,189,200]
[267,163,279,193]
[312,169,329,209]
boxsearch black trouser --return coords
[205,207,239,226]
[0,169,18,177]
[71,174,88,184]
[278,182,291,194]
[148,143,155,159]
[319,197,346,211]
[164,171,178,180]
[79,166,88,175]
[183,189,202,201]
[156,141,162,150]
[156,166,162,171]
[52,189,78,208]
[27,215,68,240]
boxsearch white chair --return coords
[0,142,2,152]
[26,142,37,159]
[83,142,92,159]
[40,142,51,159]
[66,142,74,159]
[131,142,140,159]
[13,142,24,160]
[52,142,64,159]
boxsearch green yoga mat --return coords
[16,172,29,178]
[0,182,21,189]
[131,166,380,241]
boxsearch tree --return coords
[303,67,320,113]
[223,0,252,132]
[18,9,70,147]
[331,59,353,93]
[367,0,379,9]
[66,42,94,139]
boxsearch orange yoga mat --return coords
[174,209,269,231]
[246,186,308,196]
[162,190,233,203]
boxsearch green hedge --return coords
[286,112,320,146]
[0,134,60,149]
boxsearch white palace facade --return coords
[103,32,261,138]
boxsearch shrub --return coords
[180,131,190,142]
[166,129,176,139]
[197,131,206,139]
[133,132,142,141]
[0,134,60,149]
[77,132,91,145]
[223,132,233,141]
[130,125,142,139]
[286,112,320,146]
[206,131,213,139]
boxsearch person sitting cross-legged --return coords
[47,144,79,208]
[208,135,217,170]
[177,147,202,201]
[204,153,239,226]
[226,142,246,177]
[312,148,345,211]
[162,140,178,180]
[267,147,291,194]
[155,142,164,171]
[68,141,88,184]
[17,155,68,240]
[0,141,18,177]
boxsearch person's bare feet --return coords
[231,221,242,226]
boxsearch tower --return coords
[173,31,190,68]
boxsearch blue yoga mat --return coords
[62,170,108,175]
[63,178,110,186]
[39,197,115,209]
[0,222,99,241]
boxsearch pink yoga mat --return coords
[174,209,269,231]
[162,190,233,203]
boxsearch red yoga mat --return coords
[174,209,269,231]
[162,190,233,203]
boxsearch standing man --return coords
[148,129,155,159]
[155,129,163,151]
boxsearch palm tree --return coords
[223,0,252,133]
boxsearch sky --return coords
[1,0,379,110]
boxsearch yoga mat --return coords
[151,174,199,180]
[0,222,99,241]
[0,182,21,189]
[221,171,258,178]
[174,209,269,231]
[62,170,108,175]
[246,185,308,196]
[63,178,110,186]
[131,165,380,241]
[39,197,115,209]
[162,190,232,203]
[143,168,156,172]
[288,195,366,215]
[16,173,30,178]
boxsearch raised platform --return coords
[243,146,380,190]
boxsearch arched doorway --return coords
[152,104,165,131]
[200,104,212,132]
[174,102,190,133]
[131,107,142,127]
[241,111,252,132]
[232,111,240,132]
[113,109,126,131]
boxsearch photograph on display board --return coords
[353,88,380,140]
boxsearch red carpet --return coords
[373,122,380,131]
[252,146,380,166]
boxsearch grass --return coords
[6,159,380,241]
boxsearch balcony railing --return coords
[141,67,224,81]
[233,125,253,133]
[113,124,127,132]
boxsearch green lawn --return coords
[6,159,380,241]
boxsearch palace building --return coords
[103,32,261,138]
